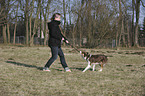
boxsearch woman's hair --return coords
[51,13,61,21]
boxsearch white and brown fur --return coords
[80,51,108,72]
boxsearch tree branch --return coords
[132,0,136,9]
[141,0,145,7]
[0,8,4,14]
[0,23,7,26]
[0,16,6,20]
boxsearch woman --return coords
[43,13,71,72]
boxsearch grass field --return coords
[0,45,145,96]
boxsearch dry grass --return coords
[0,45,145,96]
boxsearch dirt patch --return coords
[125,51,144,55]
[106,51,116,53]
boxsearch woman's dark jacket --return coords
[48,20,66,47]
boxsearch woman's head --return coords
[51,13,61,21]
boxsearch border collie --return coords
[80,51,108,72]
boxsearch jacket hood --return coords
[52,20,61,25]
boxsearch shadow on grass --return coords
[6,61,43,70]
[52,68,63,71]
[70,67,84,71]
[6,61,65,72]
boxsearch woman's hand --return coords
[65,40,69,44]
[62,38,69,44]
[62,38,65,41]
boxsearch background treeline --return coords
[0,0,145,48]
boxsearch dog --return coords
[80,51,108,72]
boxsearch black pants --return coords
[44,46,68,69]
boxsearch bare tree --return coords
[117,0,122,47]
[131,0,135,46]
[123,0,132,47]
[0,0,143,48]
[1,0,7,44]
[0,8,7,26]
[134,0,140,47]
[24,0,30,45]
[29,0,35,45]
[2,25,7,43]
[13,3,19,44]
[1,0,11,44]
[71,0,85,46]
[7,23,10,43]
[6,0,11,44]
[42,0,51,46]
[63,0,66,46]
[127,20,131,47]
[132,0,145,47]
[29,0,41,46]
[87,0,92,47]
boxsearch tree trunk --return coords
[6,0,10,44]
[134,25,139,47]
[25,16,29,45]
[87,0,92,47]
[78,0,85,47]
[13,20,17,44]
[63,0,66,46]
[29,0,41,46]
[30,22,37,46]
[43,20,47,46]
[68,0,72,25]
[131,0,135,46]
[72,25,76,46]
[92,12,97,47]
[79,1,84,47]
[13,4,18,44]
[127,20,131,47]
[7,23,10,43]
[122,19,126,46]
[71,0,85,47]
[44,1,51,46]
[118,22,122,47]
[25,0,29,46]
[79,18,82,47]
[117,0,122,47]
[2,25,7,44]
[119,19,124,47]
[29,0,35,46]
[29,17,32,43]
[134,0,140,47]
[116,28,118,47]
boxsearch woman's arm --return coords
[48,23,62,40]
[59,25,69,43]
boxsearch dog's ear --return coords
[87,52,89,55]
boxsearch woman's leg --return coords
[44,47,58,68]
[58,47,68,69]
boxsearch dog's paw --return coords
[99,69,102,72]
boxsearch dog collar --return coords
[87,54,92,61]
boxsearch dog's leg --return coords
[103,64,106,67]
[83,61,91,72]
[99,63,103,72]
[93,64,96,71]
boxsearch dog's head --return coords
[80,51,90,60]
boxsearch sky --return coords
[9,0,145,27]
[139,0,145,25]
